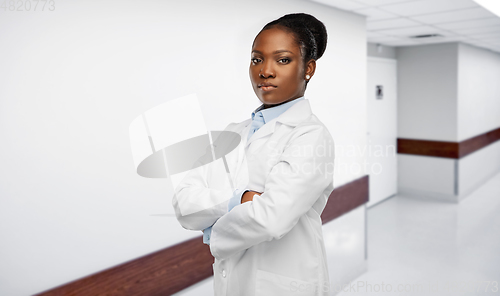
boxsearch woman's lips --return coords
[260,86,277,91]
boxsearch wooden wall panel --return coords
[34,237,213,296]
[459,127,500,158]
[397,138,459,158]
[397,127,500,159]
[321,175,369,224]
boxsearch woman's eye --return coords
[251,58,261,64]
[279,58,290,64]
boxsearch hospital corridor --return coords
[1,0,499,295]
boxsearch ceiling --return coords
[309,0,500,53]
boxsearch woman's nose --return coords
[259,60,275,78]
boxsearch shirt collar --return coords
[251,96,305,124]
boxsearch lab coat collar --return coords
[245,98,312,148]
[251,96,305,124]
[275,98,311,127]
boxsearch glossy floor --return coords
[338,170,500,296]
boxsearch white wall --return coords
[459,140,500,199]
[396,43,458,202]
[458,43,500,142]
[457,43,500,198]
[0,1,367,295]
[396,43,459,142]
[398,155,457,202]
[396,41,500,142]
[396,42,500,203]
[367,42,396,59]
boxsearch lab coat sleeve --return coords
[209,125,335,260]
[172,158,234,231]
[202,187,246,245]
[172,124,236,231]
[203,225,214,245]
[227,187,246,212]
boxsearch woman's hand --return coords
[241,191,262,203]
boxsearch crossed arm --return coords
[201,190,261,244]
[208,126,335,260]
[172,146,262,231]
[173,125,334,261]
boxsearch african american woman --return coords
[173,13,335,296]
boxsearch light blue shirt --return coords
[203,96,305,245]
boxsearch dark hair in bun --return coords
[257,13,328,65]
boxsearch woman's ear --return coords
[305,59,316,79]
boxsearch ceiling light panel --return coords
[473,0,500,17]
[410,7,497,24]
[380,0,479,17]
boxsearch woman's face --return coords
[249,27,315,108]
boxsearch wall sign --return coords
[376,85,383,100]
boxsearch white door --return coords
[367,57,397,208]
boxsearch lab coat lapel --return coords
[234,99,313,182]
[245,120,277,148]
[244,99,312,149]
[233,121,251,181]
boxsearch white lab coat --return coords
[172,99,335,296]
